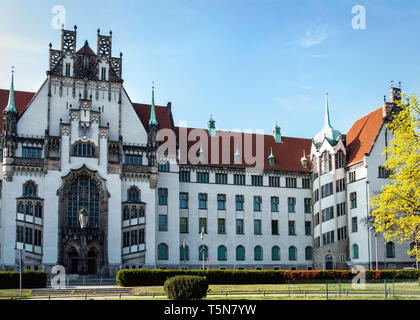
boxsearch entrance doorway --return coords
[70,247,79,274]
[88,248,98,274]
[325,254,333,270]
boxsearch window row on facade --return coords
[159,216,312,236]
[157,243,313,262]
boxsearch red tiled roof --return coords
[132,103,174,131]
[174,127,312,172]
[0,89,36,128]
[346,107,384,165]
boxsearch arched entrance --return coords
[70,247,79,274]
[57,165,110,276]
[88,247,98,274]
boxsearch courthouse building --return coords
[0,27,416,275]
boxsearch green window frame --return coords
[218,218,226,234]
[180,217,188,233]
[272,246,280,261]
[254,246,263,261]
[199,218,207,234]
[236,245,245,261]
[199,245,208,261]
[158,243,168,260]
[218,245,227,261]
[289,246,297,261]
[180,244,189,261]
[353,244,359,259]
[305,246,312,260]
[254,219,262,235]
[158,215,167,231]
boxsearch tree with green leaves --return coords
[370,94,420,263]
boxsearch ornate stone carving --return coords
[99,128,109,139]
[60,124,70,136]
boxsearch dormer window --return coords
[268,148,275,166]
[73,142,96,158]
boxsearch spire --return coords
[273,121,282,143]
[323,93,331,129]
[208,114,216,136]
[148,82,158,126]
[5,67,17,114]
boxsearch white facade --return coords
[0,28,416,275]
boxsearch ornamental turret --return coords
[208,115,216,136]
[313,93,341,147]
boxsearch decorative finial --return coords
[399,81,401,89]
[98,28,100,35]
[391,80,394,88]
[384,95,386,102]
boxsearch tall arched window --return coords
[199,245,208,261]
[352,244,359,259]
[158,243,168,260]
[139,207,145,218]
[305,246,313,260]
[26,201,33,216]
[35,202,42,218]
[17,201,24,213]
[131,205,138,219]
[386,242,395,258]
[254,246,263,261]
[180,244,189,261]
[272,246,280,261]
[236,245,245,261]
[123,205,129,220]
[67,177,99,228]
[289,246,297,261]
[127,187,140,202]
[218,245,227,261]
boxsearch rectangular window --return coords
[251,175,263,186]
[321,182,334,198]
[217,194,226,210]
[179,171,191,182]
[254,220,262,235]
[199,218,207,234]
[378,166,392,178]
[215,173,228,184]
[197,172,209,183]
[235,195,244,211]
[337,202,346,216]
[158,215,168,231]
[352,217,358,232]
[66,63,71,77]
[24,227,33,245]
[315,213,320,226]
[158,162,170,172]
[335,151,345,169]
[349,171,356,183]
[337,226,347,241]
[253,196,262,211]
[179,192,188,209]
[305,221,312,236]
[233,174,245,185]
[288,197,296,213]
[322,230,335,246]
[321,206,334,222]
[16,225,24,243]
[180,217,188,233]
[288,221,296,235]
[302,178,311,189]
[236,219,244,234]
[22,147,42,159]
[158,188,168,205]
[269,176,280,187]
[198,193,207,209]
[304,198,312,213]
[130,229,138,246]
[313,189,319,203]
[123,232,130,247]
[218,218,226,234]
[125,154,143,165]
[336,178,346,192]
[139,229,145,244]
[101,67,106,80]
[271,220,279,235]
[271,197,279,212]
[350,192,357,208]
[286,177,297,188]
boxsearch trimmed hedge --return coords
[116,269,420,287]
[0,271,47,289]
[164,275,208,300]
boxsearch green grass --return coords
[0,289,32,299]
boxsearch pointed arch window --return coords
[386,242,395,258]
[24,182,37,197]
[218,245,227,261]
[180,244,189,261]
[199,245,208,261]
[254,246,263,261]
[158,243,168,260]
[305,246,313,260]
[73,142,96,158]
[272,246,280,261]
[127,187,140,202]
[67,177,99,228]
[236,245,245,261]
[35,202,42,218]
[289,246,297,261]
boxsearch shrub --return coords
[116,269,420,287]
[0,271,47,289]
[164,275,208,300]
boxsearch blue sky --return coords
[0,0,419,138]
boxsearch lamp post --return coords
[200,227,205,270]
[78,208,89,275]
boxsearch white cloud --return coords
[300,24,329,48]
[0,32,45,53]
